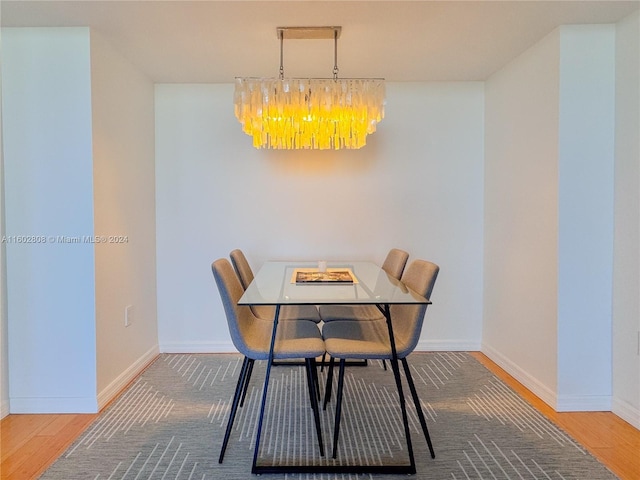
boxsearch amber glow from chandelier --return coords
[233,77,385,150]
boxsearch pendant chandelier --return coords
[233,26,385,150]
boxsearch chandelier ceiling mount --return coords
[276,26,341,40]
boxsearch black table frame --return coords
[248,302,419,475]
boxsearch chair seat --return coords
[322,319,412,360]
[243,316,325,361]
[254,304,322,323]
[318,304,384,322]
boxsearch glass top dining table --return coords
[238,260,431,307]
[237,260,430,475]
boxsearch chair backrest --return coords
[211,258,257,356]
[229,249,278,320]
[392,259,439,358]
[230,249,254,290]
[381,248,410,280]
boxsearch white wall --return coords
[155,82,485,353]
[90,32,159,409]
[2,28,98,413]
[613,10,640,429]
[557,25,615,410]
[0,49,8,419]
[0,27,159,414]
[484,29,561,405]
[484,25,616,412]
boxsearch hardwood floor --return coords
[1,353,639,479]
[470,352,640,480]
[1,413,97,479]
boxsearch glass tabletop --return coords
[238,261,430,306]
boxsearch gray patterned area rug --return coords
[41,352,618,479]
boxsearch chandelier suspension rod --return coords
[333,28,339,80]
[279,29,284,79]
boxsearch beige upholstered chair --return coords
[322,259,439,459]
[318,248,409,323]
[211,258,326,462]
[381,248,411,279]
[230,249,322,323]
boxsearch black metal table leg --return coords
[381,304,417,474]
[251,305,280,473]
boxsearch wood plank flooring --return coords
[1,352,638,479]
[470,352,640,480]
[1,413,97,479]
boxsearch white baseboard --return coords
[10,346,161,414]
[159,340,482,354]
[481,343,616,412]
[416,340,482,351]
[481,342,558,409]
[97,345,160,411]
[612,396,640,429]
[0,399,10,419]
[159,341,237,353]
[556,394,612,412]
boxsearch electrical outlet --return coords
[125,305,134,327]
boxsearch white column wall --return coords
[557,25,615,410]
[1,28,97,413]
[0,60,8,419]
[90,32,159,409]
[155,82,485,353]
[613,10,640,428]
[484,25,617,411]
[483,30,561,406]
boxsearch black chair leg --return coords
[401,358,435,458]
[240,358,254,407]
[331,359,346,458]
[305,358,325,456]
[219,356,251,463]
[323,357,335,410]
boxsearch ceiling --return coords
[2,1,638,83]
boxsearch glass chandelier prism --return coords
[233,27,385,150]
